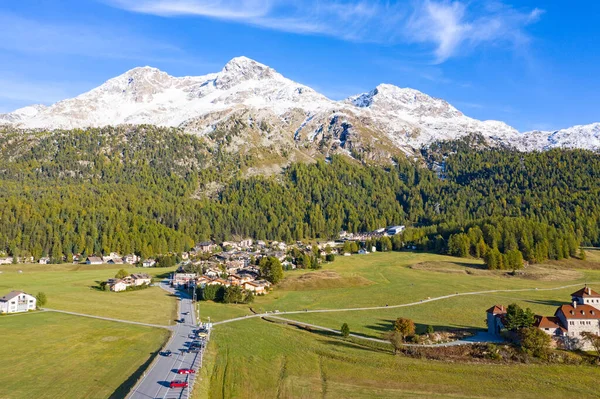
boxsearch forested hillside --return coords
[0,126,598,262]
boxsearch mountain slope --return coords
[1,56,598,156]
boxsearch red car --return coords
[177,369,196,375]
[170,380,189,389]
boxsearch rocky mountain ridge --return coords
[2,56,599,159]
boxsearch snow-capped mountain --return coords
[1,56,598,154]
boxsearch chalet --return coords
[207,278,229,287]
[108,258,124,265]
[131,273,152,286]
[0,258,13,265]
[237,273,255,283]
[86,256,103,265]
[123,254,138,265]
[39,257,50,265]
[110,280,128,292]
[243,280,271,295]
[0,291,36,313]
[227,275,242,286]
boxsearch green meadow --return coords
[194,250,600,398]
[0,311,169,399]
[195,317,600,399]
[0,263,178,324]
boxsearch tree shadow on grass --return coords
[365,319,395,333]
[90,281,106,291]
[523,299,565,307]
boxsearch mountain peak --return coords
[217,56,276,90]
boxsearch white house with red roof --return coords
[487,286,600,350]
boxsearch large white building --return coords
[487,286,600,350]
[0,291,37,313]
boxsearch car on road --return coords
[187,347,200,353]
[169,380,189,388]
[196,332,208,339]
[177,368,196,375]
[162,350,172,357]
[178,318,185,323]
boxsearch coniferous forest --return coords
[0,126,598,264]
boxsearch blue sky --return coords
[0,0,598,132]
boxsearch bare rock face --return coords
[2,56,599,157]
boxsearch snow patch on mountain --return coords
[1,56,599,154]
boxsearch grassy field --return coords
[0,311,169,399]
[0,263,178,324]
[241,251,600,314]
[194,250,600,398]
[195,317,600,399]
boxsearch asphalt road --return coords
[128,282,204,399]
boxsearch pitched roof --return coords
[87,256,102,262]
[486,305,507,315]
[571,286,600,298]
[534,315,564,329]
[0,291,27,302]
[556,304,600,319]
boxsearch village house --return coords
[195,241,218,253]
[85,256,103,265]
[107,258,124,265]
[243,280,271,295]
[109,280,128,292]
[142,259,156,267]
[123,254,139,265]
[487,286,600,350]
[172,273,197,287]
[107,273,151,292]
[196,276,210,288]
[0,291,36,313]
[0,257,13,265]
[227,275,242,286]
[39,257,50,265]
[205,268,221,278]
[131,273,152,286]
[207,278,230,287]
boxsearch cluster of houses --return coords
[106,273,152,292]
[0,291,36,314]
[487,286,600,350]
[172,263,272,295]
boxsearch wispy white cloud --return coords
[106,0,542,62]
[407,1,544,63]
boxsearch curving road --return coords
[128,282,204,399]
[213,281,598,325]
